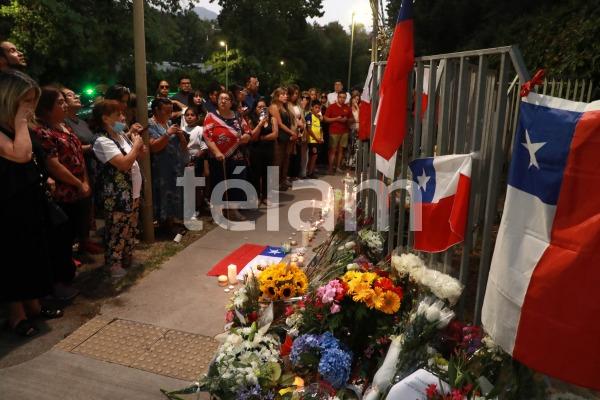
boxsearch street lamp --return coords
[220,40,229,89]
[347,10,356,91]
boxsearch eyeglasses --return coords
[160,85,169,89]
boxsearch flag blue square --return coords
[508,102,582,205]
[409,157,436,203]
[260,246,284,257]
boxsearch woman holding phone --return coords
[91,100,145,279]
[148,97,188,232]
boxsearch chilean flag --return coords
[207,244,285,279]
[482,93,600,390]
[371,0,414,178]
[409,154,472,252]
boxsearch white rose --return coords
[345,241,356,249]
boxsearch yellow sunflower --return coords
[377,291,401,314]
[278,283,296,299]
[260,283,278,300]
[294,274,308,294]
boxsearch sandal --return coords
[12,319,39,337]
[39,306,63,319]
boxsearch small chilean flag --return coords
[207,244,285,279]
[483,93,600,390]
[409,154,472,252]
[371,0,414,178]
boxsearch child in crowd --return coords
[305,100,324,178]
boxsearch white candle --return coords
[302,230,310,247]
[227,264,238,285]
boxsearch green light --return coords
[84,87,95,96]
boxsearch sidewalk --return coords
[0,174,343,399]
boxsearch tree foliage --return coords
[0,0,372,95]
[386,0,600,84]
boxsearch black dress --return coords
[249,116,275,199]
[0,127,53,302]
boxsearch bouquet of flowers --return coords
[162,323,282,400]
[290,332,353,389]
[392,253,463,305]
[258,262,309,302]
[358,228,385,260]
[225,273,262,328]
[341,271,404,315]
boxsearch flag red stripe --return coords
[513,110,600,390]
[414,174,470,252]
[371,17,414,161]
[206,244,266,276]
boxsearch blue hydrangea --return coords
[318,331,339,351]
[237,384,274,400]
[289,334,320,366]
[318,347,352,389]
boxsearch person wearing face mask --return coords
[91,100,145,279]
[62,87,103,257]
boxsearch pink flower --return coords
[330,303,341,314]
[225,310,234,323]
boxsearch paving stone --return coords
[54,316,114,352]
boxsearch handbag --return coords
[31,152,69,226]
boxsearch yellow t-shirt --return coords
[306,113,322,144]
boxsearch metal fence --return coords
[357,46,537,323]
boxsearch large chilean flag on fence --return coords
[408,154,472,252]
[482,93,600,390]
[371,0,414,178]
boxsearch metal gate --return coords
[356,46,534,322]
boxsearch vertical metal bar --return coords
[566,80,572,100]
[587,80,593,103]
[437,60,453,156]
[573,79,579,101]
[557,79,564,98]
[413,62,425,158]
[408,62,425,249]
[542,79,547,95]
[457,55,488,319]
[395,70,415,253]
[421,60,438,156]
[579,79,586,102]
[454,57,470,153]
[474,53,509,324]
[550,78,556,97]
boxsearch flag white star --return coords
[521,129,546,169]
[268,249,281,255]
[417,169,431,191]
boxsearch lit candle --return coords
[302,230,310,247]
[227,264,238,285]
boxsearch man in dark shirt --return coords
[0,40,27,71]
[204,82,221,114]
[243,75,260,110]
[171,76,193,107]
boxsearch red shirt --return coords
[34,124,86,203]
[325,102,352,135]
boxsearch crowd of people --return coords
[0,39,364,337]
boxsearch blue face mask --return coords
[112,121,126,133]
